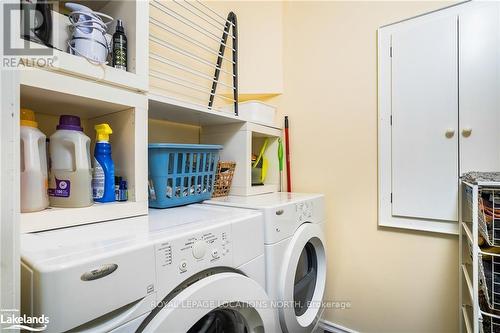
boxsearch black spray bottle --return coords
[112,19,127,71]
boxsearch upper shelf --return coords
[148,93,244,126]
[21,69,147,112]
[14,0,148,92]
[148,93,284,130]
[44,48,148,92]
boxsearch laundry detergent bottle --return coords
[49,115,93,208]
[92,123,115,202]
[20,109,49,212]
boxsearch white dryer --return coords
[206,193,327,333]
[21,205,276,333]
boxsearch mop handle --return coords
[285,116,292,192]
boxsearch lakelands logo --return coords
[0,309,49,332]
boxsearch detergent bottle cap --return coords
[95,123,113,142]
[57,115,83,131]
[20,108,38,128]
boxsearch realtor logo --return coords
[0,309,49,331]
[2,1,57,69]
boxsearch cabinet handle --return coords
[445,129,455,138]
[462,128,472,138]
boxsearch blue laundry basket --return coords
[148,144,223,208]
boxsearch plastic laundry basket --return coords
[148,144,223,208]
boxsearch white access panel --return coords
[459,2,500,174]
[391,14,459,222]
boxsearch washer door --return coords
[279,223,326,333]
[139,272,275,333]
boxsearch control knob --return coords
[192,240,207,259]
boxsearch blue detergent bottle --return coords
[92,123,115,202]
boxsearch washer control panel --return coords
[296,200,314,223]
[265,196,324,244]
[154,224,232,295]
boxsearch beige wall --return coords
[278,2,458,332]
[148,119,199,143]
[209,1,284,97]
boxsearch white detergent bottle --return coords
[49,115,93,208]
[20,109,49,212]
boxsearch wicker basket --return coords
[212,161,236,198]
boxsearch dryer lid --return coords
[207,192,324,209]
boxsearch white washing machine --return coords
[206,193,327,333]
[21,205,277,333]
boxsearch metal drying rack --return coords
[149,0,239,115]
[461,179,500,333]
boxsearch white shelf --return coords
[202,122,282,196]
[148,93,244,126]
[21,201,148,233]
[14,0,148,92]
[21,69,147,112]
[13,0,149,92]
[19,72,148,233]
[247,121,283,135]
[230,184,280,196]
[44,49,148,92]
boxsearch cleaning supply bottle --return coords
[92,123,115,202]
[112,19,127,71]
[49,115,93,208]
[20,108,49,212]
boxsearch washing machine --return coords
[20,205,277,333]
[206,193,327,333]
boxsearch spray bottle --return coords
[92,124,115,202]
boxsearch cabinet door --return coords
[459,2,500,174]
[391,14,458,222]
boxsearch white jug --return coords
[20,109,49,213]
[49,115,93,208]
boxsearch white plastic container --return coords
[20,109,49,213]
[223,101,277,126]
[49,115,93,208]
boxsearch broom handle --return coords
[285,116,292,192]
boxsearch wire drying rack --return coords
[477,188,500,247]
[149,0,238,115]
[462,182,500,333]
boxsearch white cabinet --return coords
[459,4,500,174]
[9,1,148,92]
[201,122,281,196]
[378,2,500,234]
[18,70,149,233]
[391,14,458,222]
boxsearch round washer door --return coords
[279,222,326,333]
[140,272,276,333]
